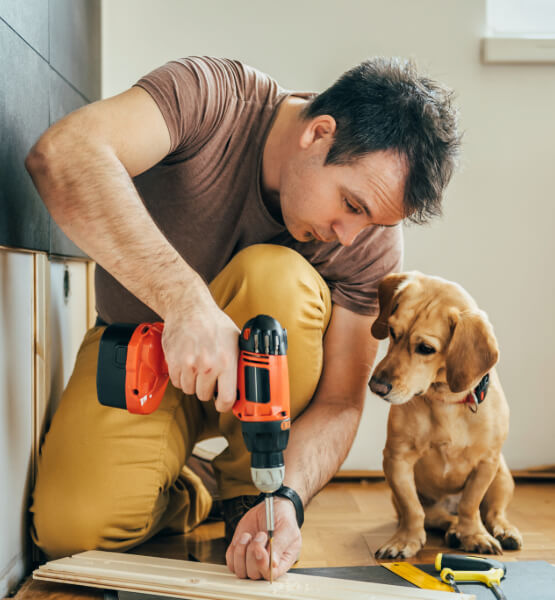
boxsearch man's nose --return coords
[332,220,363,246]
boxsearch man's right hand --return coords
[162,296,240,412]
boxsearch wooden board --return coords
[33,551,474,600]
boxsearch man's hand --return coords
[225,497,301,580]
[162,296,240,412]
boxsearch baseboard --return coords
[0,553,26,598]
[334,466,555,481]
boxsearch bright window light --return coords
[488,0,555,36]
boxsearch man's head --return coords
[277,57,460,244]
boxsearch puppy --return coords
[370,271,522,558]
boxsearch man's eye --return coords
[416,343,436,355]
[343,198,362,214]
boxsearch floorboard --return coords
[7,479,554,599]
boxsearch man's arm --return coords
[226,304,379,579]
[25,88,239,409]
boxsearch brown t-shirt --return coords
[95,57,403,323]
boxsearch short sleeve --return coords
[329,225,404,316]
[134,57,256,157]
[272,224,404,317]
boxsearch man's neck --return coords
[261,97,307,220]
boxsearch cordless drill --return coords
[96,314,291,580]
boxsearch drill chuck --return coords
[241,418,289,493]
[251,466,284,494]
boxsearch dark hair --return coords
[301,57,461,224]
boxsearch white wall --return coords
[101,0,555,469]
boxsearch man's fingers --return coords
[275,547,300,578]
[268,533,301,579]
[214,360,238,412]
[195,370,217,401]
[227,532,251,579]
[246,532,268,580]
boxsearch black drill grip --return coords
[436,553,506,574]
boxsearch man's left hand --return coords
[225,497,302,580]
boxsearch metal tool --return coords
[96,315,291,583]
[435,553,507,599]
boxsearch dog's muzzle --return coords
[369,376,392,397]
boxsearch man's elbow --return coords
[25,127,77,217]
[25,132,60,183]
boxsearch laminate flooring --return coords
[8,479,554,599]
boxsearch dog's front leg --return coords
[448,459,503,554]
[375,452,426,559]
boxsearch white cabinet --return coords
[48,259,90,418]
[0,249,35,596]
[0,250,91,597]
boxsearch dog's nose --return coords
[369,376,392,397]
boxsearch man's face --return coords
[279,125,407,245]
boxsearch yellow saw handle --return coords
[439,566,505,588]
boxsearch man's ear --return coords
[371,272,410,340]
[299,114,336,149]
[445,310,499,393]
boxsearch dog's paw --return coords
[375,529,426,559]
[491,523,523,550]
[459,530,503,555]
[446,521,503,555]
[445,529,461,548]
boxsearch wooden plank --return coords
[32,251,50,489]
[33,551,474,600]
[32,251,50,564]
[86,260,96,330]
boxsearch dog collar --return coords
[459,373,490,412]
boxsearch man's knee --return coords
[31,472,152,558]
[218,244,331,323]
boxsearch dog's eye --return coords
[389,327,396,341]
[416,343,436,355]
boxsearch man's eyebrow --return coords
[349,190,372,218]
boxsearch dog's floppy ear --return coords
[446,310,499,393]
[371,273,410,339]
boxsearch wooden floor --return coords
[8,478,554,599]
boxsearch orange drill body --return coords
[97,315,290,434]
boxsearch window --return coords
[484,0,555,63]
[488,0,555,36]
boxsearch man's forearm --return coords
[281,306,381,508]
[282,393,365,506]
[26,137,210,319]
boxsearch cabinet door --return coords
[0,249,34,596]
[48,259,89,418]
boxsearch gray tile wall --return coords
[0,0,100,257]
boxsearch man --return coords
[26,56,459,580]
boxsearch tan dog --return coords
[370,271,522,559]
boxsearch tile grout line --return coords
[1,15,92,104]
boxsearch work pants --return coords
[30,244,331,558]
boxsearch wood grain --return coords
[33,551,472,600]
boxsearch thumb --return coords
[269,534,301,576]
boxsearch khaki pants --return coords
[31,245,331,558]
